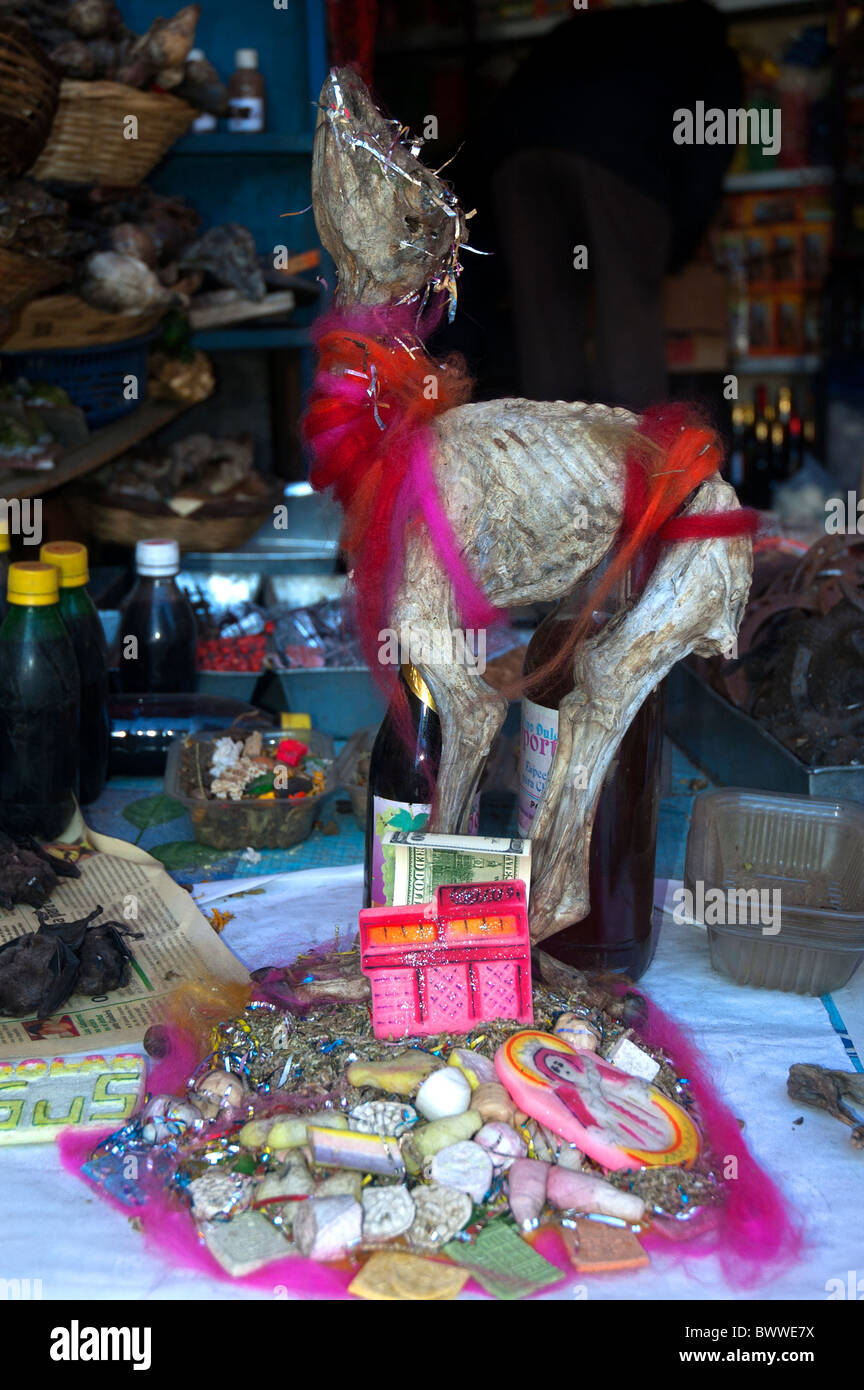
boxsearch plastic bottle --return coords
[518,576,664,981]
[117,539,198,694]
[40,541,109,805]
[0,561,80,839]
[227,49,266,133]
[0,525,9,628]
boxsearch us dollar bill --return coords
[381,830,531,907]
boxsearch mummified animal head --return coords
[312,67,467,310]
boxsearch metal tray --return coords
[666,662,864,803]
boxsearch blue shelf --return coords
[173,132,315,156]
[191,326,313,351]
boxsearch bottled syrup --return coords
[518,582,663,980]
[0,562,80,839]
[41,541,109,805]
[117,539,198,694]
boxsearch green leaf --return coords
[149,840,218,870]
[122,795,187,832]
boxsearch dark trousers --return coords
[492,149,671,411]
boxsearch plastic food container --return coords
[164,728,335,851]
[684,789,864,994]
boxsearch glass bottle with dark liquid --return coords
[118,539,198,694]
[519,582,664,980]
[364,663,441,908]
[41,541,109,805]
[0,562,80,840]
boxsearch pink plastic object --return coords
[359,881,533,1039]
[495,1030,701,1172]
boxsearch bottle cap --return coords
[7,561,59,607]
[235,48,258,68]
[135,538,180,577]
[40,540,89,587]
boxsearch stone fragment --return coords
[293,1194,363,1261]
[416,1067,471,1121]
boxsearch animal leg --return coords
[530,474,752,943]
[420,654,508,834]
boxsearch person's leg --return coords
[574,154,671,411]
[492,149,590,402]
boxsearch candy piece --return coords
[448,1049,498,1088]
[361,1184,416,1241]
[275,737,308,767]
[607,1036,661,1083]
[554,1013,601,1052]
[407,1183,473,1251]
[316,1171,364,1200]
[346,1051,439,1095]
[293,1194,362,1261]
[242,1110,349,1152]
[348,1250,470,1301]
[410,1110,483,1160]
[495,1030,700,1171]
[187,1171,254,1222]
[429,1140,494,1204]
[546,1167,646,1223]
[349,1100,417,1136]
[416,1067,471,1121]
[474,1121,527,1172]
[560,1218,650,1273]
[200,1211,292,1276]
[191,1069,247,1121]
[308,1125,404,1176]
[506,1158,549,1231]
[469,1080,517,1125]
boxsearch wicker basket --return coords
[0,249,71,314]
[0,20,60,178]
[0,293,166,351]
[32,80,196,185]
[66,484,284,552]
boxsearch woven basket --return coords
[32,80,196,185]
[66,485,284,552]
[0,293,166,350]
[0,20,60,178]
[0,248,71,314]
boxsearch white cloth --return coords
[2,866,862,1301]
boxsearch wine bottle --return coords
[518,578,664,980]
[364,663,442,908]
[728,404,746,492]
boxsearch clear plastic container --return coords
[164,728,334,850]
[684,789,864,994]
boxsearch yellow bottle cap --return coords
[40,540,89,587]
[7,561,59,606]
[0,527,9,554]
[280,711,312,729]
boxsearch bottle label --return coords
[370,793,480,906]
[370,796,432,907]
[518,697,559,837]
[228,98,264,132]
